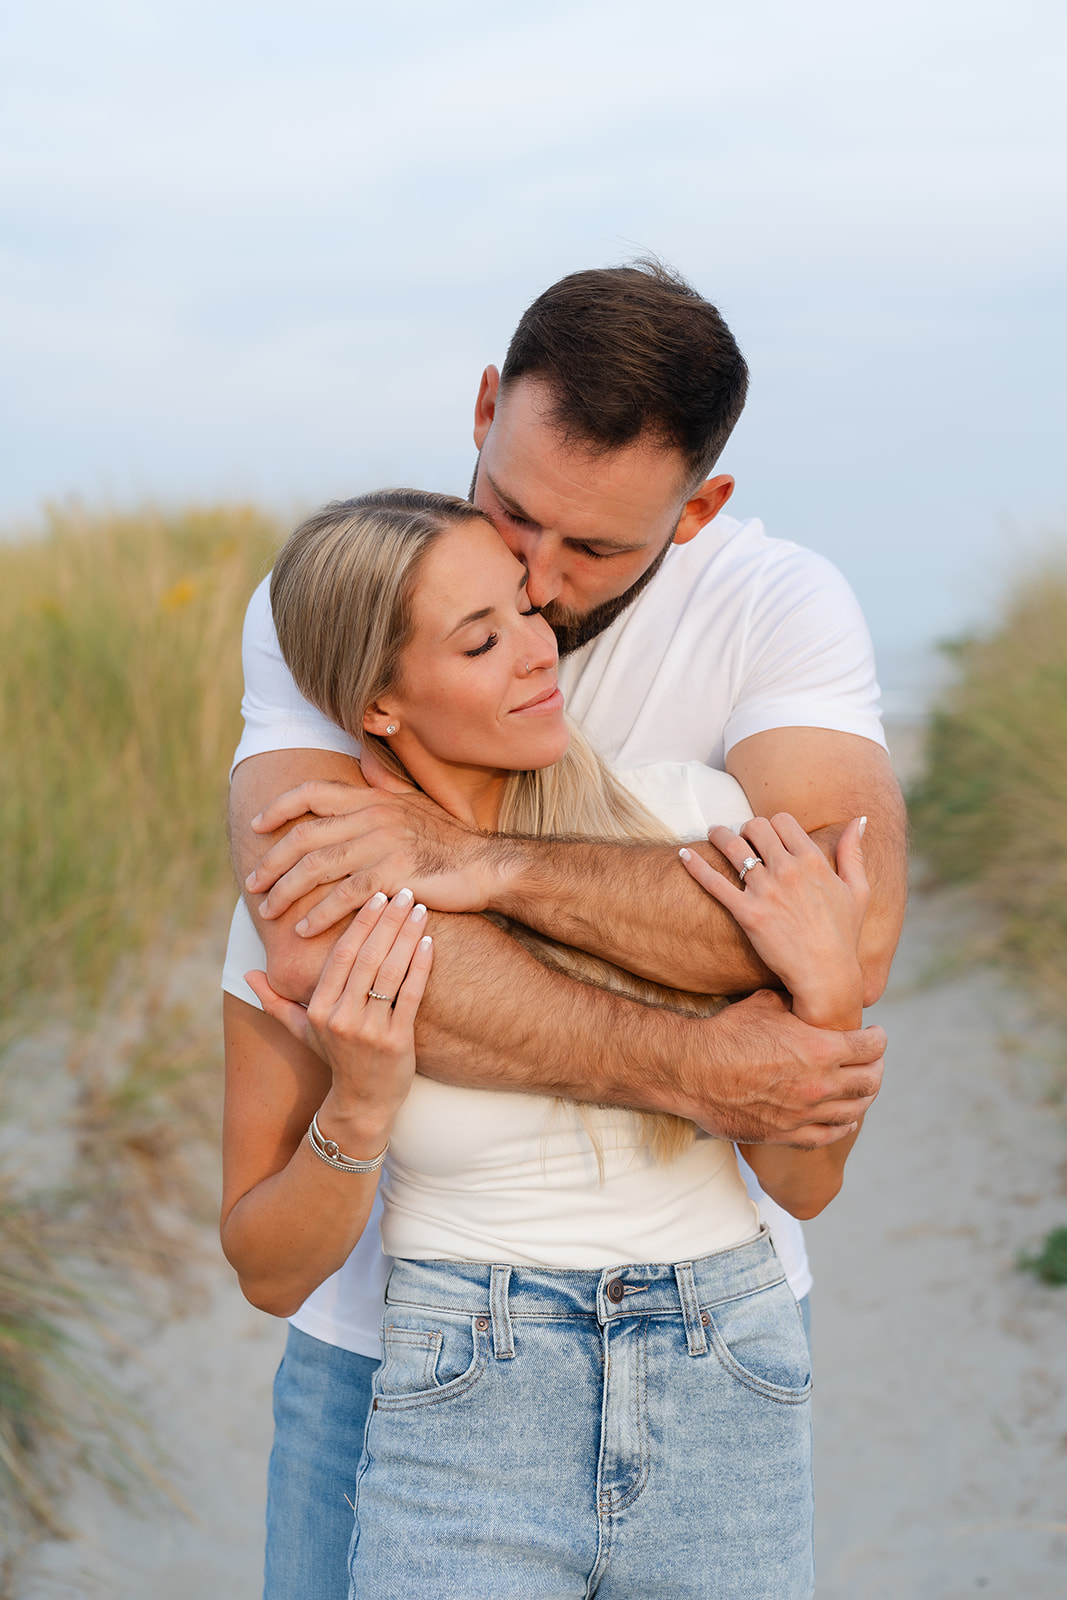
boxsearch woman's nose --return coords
[521,616,558,674]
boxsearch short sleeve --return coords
[221,900,268,1009]
[720,547,887,758]
[230,575,361,778]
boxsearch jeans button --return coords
[606,1278,625,1304]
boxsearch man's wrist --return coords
[479,833,541,914]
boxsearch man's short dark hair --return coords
[499,260,748,488]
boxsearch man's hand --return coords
[685,989,884,1147]
[244,768,508,931]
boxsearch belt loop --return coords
[489,1265,515,1360]
[674,1261,708,1357]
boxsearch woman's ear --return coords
[362,703,398,738]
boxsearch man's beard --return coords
[540,533,674,655]
[468,457,676,657]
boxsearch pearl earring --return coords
[385,723,397,735]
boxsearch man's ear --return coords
[473,365,501,449]
[672,475,734,546]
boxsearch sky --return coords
[3,0,1065,708]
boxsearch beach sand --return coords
[10,726,1067,1597]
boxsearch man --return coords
[224,261,903,1599]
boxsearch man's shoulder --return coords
[668,513,840,586]
[638,514,851,634]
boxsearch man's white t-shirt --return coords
[225,511,886,1358]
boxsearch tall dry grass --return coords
[909,560,1067,1017]
[0,502,282,1552]
[0,502,282,1029]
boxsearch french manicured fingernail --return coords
[257,900,273,917]
[419,936,433,952]
[251,812,263,827]
[411,903,427,923]
[858,816,868,837]
[295,918,309,936]
[368,891,388,909]
[395,887,414,907]
[245,870,257,888]
[679,847,692,862]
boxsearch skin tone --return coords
[228,368,900,1148]
[223,518,870,1313]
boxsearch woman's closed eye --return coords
[464,632,499,658]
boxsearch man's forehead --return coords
[485,384,689,529]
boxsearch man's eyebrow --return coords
[486,470,646,554]
[485,471,534,523]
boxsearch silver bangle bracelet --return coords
[307,1112,388,1174]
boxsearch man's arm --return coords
[244,729,907,1005]
[231,749,886,1146]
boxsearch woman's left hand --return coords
[680,814,869,1028]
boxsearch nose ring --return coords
[524,661,532,675]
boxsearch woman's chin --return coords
[525,725,571,770]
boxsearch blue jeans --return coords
[349,1230,814,1598]
[264,1326,377,1600]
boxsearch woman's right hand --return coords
[245,889,434,1151]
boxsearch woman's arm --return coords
[220,892,432,1316]
[681,814,869,1219]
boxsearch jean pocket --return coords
[705,1280,812,1402]
[374,1313,489,1410]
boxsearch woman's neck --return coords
[394,742,507,831]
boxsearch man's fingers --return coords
[784,1119,862,1150]
[258,847,379,920]
[842,1023,886,1064]
[250,779,367,834]
[247,809,379,897]
[293,882,374,938]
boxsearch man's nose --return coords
[517,536,564,610]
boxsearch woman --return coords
[222,490,868,1598]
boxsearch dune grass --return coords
[0,502,282,1030]
[908,559,1067,1019]
[0,502,282,1550]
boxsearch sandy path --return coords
[808,888,1067,1597]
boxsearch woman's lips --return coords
[510,685,565,715]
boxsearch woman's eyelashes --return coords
[464,632,499,658]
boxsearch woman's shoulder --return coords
[614,761,754,840]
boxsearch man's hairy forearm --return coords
[413,908,698,1099]
[486,789,907,1005]
[253,901,884,1148]
[489,836,772,993]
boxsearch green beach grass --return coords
[908,559,1067,1020]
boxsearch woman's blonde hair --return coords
[271,491,728,1163]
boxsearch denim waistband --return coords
[385,1225,780,1358]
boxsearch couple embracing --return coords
[221,261,906,1598]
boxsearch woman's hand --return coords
[680,814,869,1030]
[245,888,434,1153]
